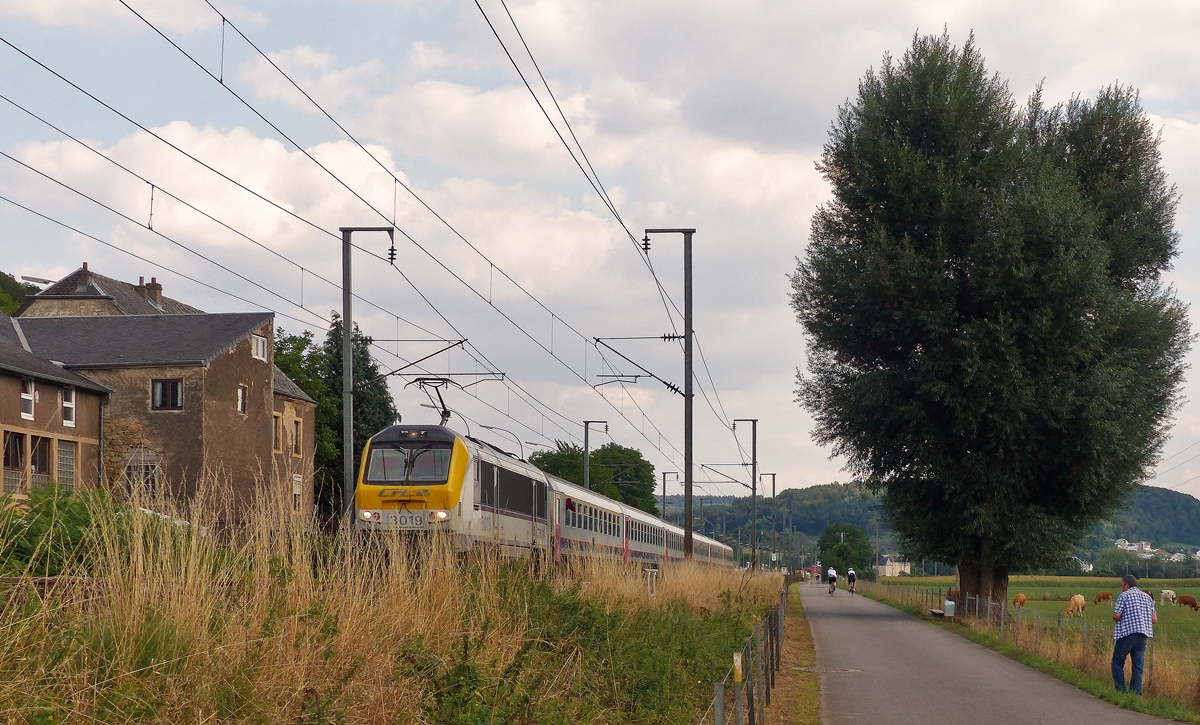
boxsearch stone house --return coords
[0,311,108,495]
[16,266,315,517]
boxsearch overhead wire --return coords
[0,32,583,448]
[116,5,690,469]
[477,0,749,477]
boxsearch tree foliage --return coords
[275,314,398,522]
[529,442,659,515]
[0,270,38,315]
[817,523,874,580]
[791,32,1190,601]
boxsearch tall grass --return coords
[0,481,779,724]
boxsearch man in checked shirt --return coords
[1112,574,1158,695]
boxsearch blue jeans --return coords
[1112,633,1148,694]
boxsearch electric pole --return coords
[340,226,394,521]
[645,228,695,557]
[761,473,776,570]
[582,421,606,490]
[661,471,678,521]
[734,418,757,570]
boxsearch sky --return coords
[2,0,1200,501]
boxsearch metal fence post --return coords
[1014,608,1019,646]
[1056,612,1062,661]
[714,682,726,725]
[1001,597,1006,637]
[767,611,776,692]
[1034,611,1040,653]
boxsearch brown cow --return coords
[948,589,961,600]
[1013,593,1026,609]
[1178,595,1199,612]
[1094,591,1113,605]
[1066,594,1086,617]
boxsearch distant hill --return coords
[1100,485,1200,549]
[677,480,1200,554]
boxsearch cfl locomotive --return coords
[353,424,735,566]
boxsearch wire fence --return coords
[698,571,801,725]
[858,581,1200,706]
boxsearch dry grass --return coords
[0,482,779,724]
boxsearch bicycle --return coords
[828,580,837,595]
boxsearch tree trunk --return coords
[958,545,1009,605]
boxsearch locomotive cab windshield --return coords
[365,443,453,484]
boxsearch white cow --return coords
[1161,589,1178,605]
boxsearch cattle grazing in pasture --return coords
[1161,590,1177,605]
[948,589,960,600]
[1178,595,1199,612]
[1065,594,1086,617]
[1013,593,1026,609]
[1094,591,1113,605]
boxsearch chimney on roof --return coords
[75,263,92,293]
[135,276,149,300]
[147,277,163,305]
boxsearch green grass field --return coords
[883,575,1200,645]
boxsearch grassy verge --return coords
[859,588,1200,724]
[774,584,819,724]
[0,484,781,724]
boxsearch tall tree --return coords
[275,314,398,522]
[791,32,1190,602]
[529,441,659,515]
[817,523,874,580]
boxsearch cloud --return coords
[0,0,264,33]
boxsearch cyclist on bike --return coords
[847,568,857,594]
[827,567,837,594]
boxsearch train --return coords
[353,424,735,566]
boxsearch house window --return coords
[292,420,302,456]
[30,436,51,488]
[57,440,76,494]
[62,387,76,428]
[152,379,183,410]
[124,446,163,498]
[237,385,248,415]
[21,379,34,420]
[251,335,268,361]
[3,432,24,493]
[273,414,283,452]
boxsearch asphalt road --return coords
[798,582,1177,724]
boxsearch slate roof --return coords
[273,364,316,404]
[17,313,273,368]
[23,267,202,316]
[0,312,109,393]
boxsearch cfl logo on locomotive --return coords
[377,488,432,498]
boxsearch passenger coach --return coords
[354,424,734,566]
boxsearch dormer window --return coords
[20,380,34,420]
[62,387,75,427]
[251,335,268,361]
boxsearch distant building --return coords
[1,311,109,494]
[1170,552,1186,563]
[875,556,910,577]
[15,265,315,520]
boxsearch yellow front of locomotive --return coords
[354,425,471,532]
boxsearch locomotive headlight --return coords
[430,509,450,521]
[360,510,374,520]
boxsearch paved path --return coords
[798,582,1177,724]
